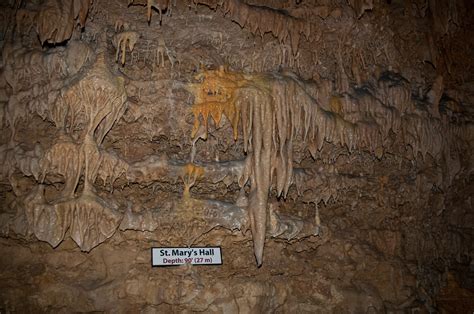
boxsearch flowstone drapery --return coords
[15,0,93,44]
[8,52,129,251]
[2,57,323,252]
[187,67,464,265]
[192,0,310,55]
[1,0,474,311]
[1,59,466,265]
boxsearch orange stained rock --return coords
[182,162,205,180]
[329,96,344,115]
[181,163,205,198]
[191,99,240,140]
[190,67,250,140]
[193,68,246,102]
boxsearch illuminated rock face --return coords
[0,0,473,312]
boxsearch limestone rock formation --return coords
[0,0,473,312]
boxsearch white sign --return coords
[152,247,222,266]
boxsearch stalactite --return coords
[180,163,205,198]
[48,53,128,197]
[193,0,310,55]
[3,41,92,141]
[0,144,42,181]
[129,0,171,24]
[187,67,464,265]
[11,52,130,251]
[187,67,246,140]
[35,0,92,44]
[114,31,140,66]
[97,151,129,189]
[24,184,122,251]
[39,133,83,198]
[347,0,374,18]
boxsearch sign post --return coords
[152,247,222,266]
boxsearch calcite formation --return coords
[18,0,93,44]
[129,0,171,24]
[114,31,140,65]
[186,66,465,264]
[0,0,473,312]
[192,0,310,54]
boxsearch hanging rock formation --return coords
[187,66,466,264]
[0,0,473,312]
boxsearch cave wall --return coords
[0,0,473,312]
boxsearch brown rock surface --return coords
[0,0,473,312]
